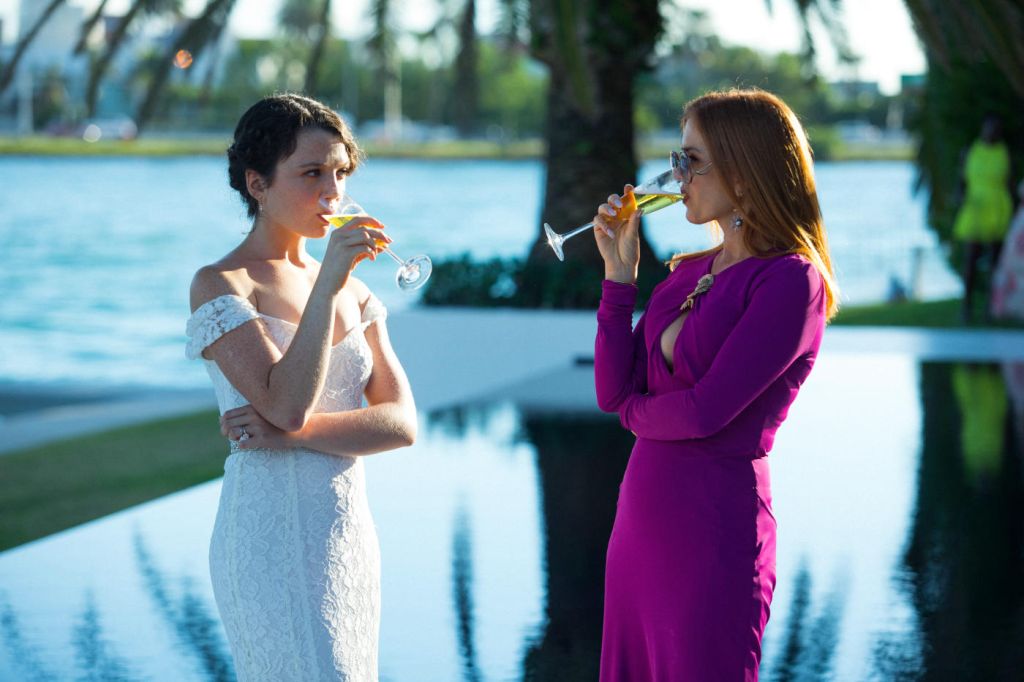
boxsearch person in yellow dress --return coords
[953,114,1014,322]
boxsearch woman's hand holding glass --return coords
[594,184,642,285]
[321,195,432,291]
[320,209,390,292]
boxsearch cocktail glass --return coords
[542,167,684,261]
[321,195,432,291]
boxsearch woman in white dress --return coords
[184,94,417,681]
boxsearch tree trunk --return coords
[518,0,663,308]
[452,0,478,137]
[0,0,67,96]
[304,0,332,95]
[134,0,236,133]
[74,0,110,55]
[85,0,147,117]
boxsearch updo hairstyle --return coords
[227,93,363,218]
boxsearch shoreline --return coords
[0,135,915,162]
[3,318,1024,551]
[3,320,1024,452]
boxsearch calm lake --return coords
[0,156,960,391]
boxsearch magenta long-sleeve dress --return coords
[595,251,826,681]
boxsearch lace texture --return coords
[185,294,387,681]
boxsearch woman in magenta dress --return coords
[592,89,840,681]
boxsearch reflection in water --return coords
[1003,362,1024,490]
[451,504,482,682]
[0,590,140,681]
[0,593,58,682]
[770,560,846,681]
[884,362,1024,680]
[518,411,632,680]
[133,530,235,682]
[73,591,138,681]
[953,364,1009,487]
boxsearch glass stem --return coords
[381,247,406,266]
[561,221,595,242]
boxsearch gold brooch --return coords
[680,274,714,311]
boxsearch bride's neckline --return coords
[256,310,364,348]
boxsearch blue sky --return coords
[1,0,924,95]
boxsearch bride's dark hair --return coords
[227,93,363,218]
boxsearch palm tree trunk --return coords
[134,0,237,133]
[0,0,67,96]
[369,0,401,139]
[74,0,111,55]
[304,0,332,94]
[85,0,148,117]
[518,0,663,307]
[452,0,478,137]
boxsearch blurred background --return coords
[2,1,1024,680]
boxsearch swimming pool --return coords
[1,355,1021,680]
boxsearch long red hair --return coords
[669,89,840,320]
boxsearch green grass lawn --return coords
[1,134,909,162]
[0,410,224,552]
[833,297,1024,329]
[0,135,543,159]
[2,296,1021,552]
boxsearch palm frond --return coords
[905,0,1024,97]
[134,0,237,132]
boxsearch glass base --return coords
[543,223,565,262]
[396,255,432,291]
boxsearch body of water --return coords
[1,357,1021,680]
[0,156,960,390]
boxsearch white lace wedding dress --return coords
[185,294,384,681]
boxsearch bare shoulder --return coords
[189,258,257,313]
[346,275,374,309]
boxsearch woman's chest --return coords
[252,270,362,344]
[645,271,750,380]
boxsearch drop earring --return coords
[731,211,744,231]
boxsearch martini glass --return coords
[543,167,684,261]
[321,196,432,291]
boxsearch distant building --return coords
[17,0,85,74]
[900,73,926,94]
[830,79,883,103]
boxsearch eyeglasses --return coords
[670,150,713,184]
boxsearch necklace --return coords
[680,273,714,311]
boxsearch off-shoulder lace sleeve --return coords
[185,294,261,360]
[360,294,387,326]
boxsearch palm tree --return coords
[0,0,67,96]
[83,0,182,117]
[279,0,334,95]
[452,0,479,137]
[500,0,663,307]
[133,0,238,133]
[903,0,1024,97]
[769,0,857,73]
[367,0,401,138]
[414,0,478,133]
[73,0,112,55]
[899,1,1024,259]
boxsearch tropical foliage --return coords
[901,0,1024,264]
